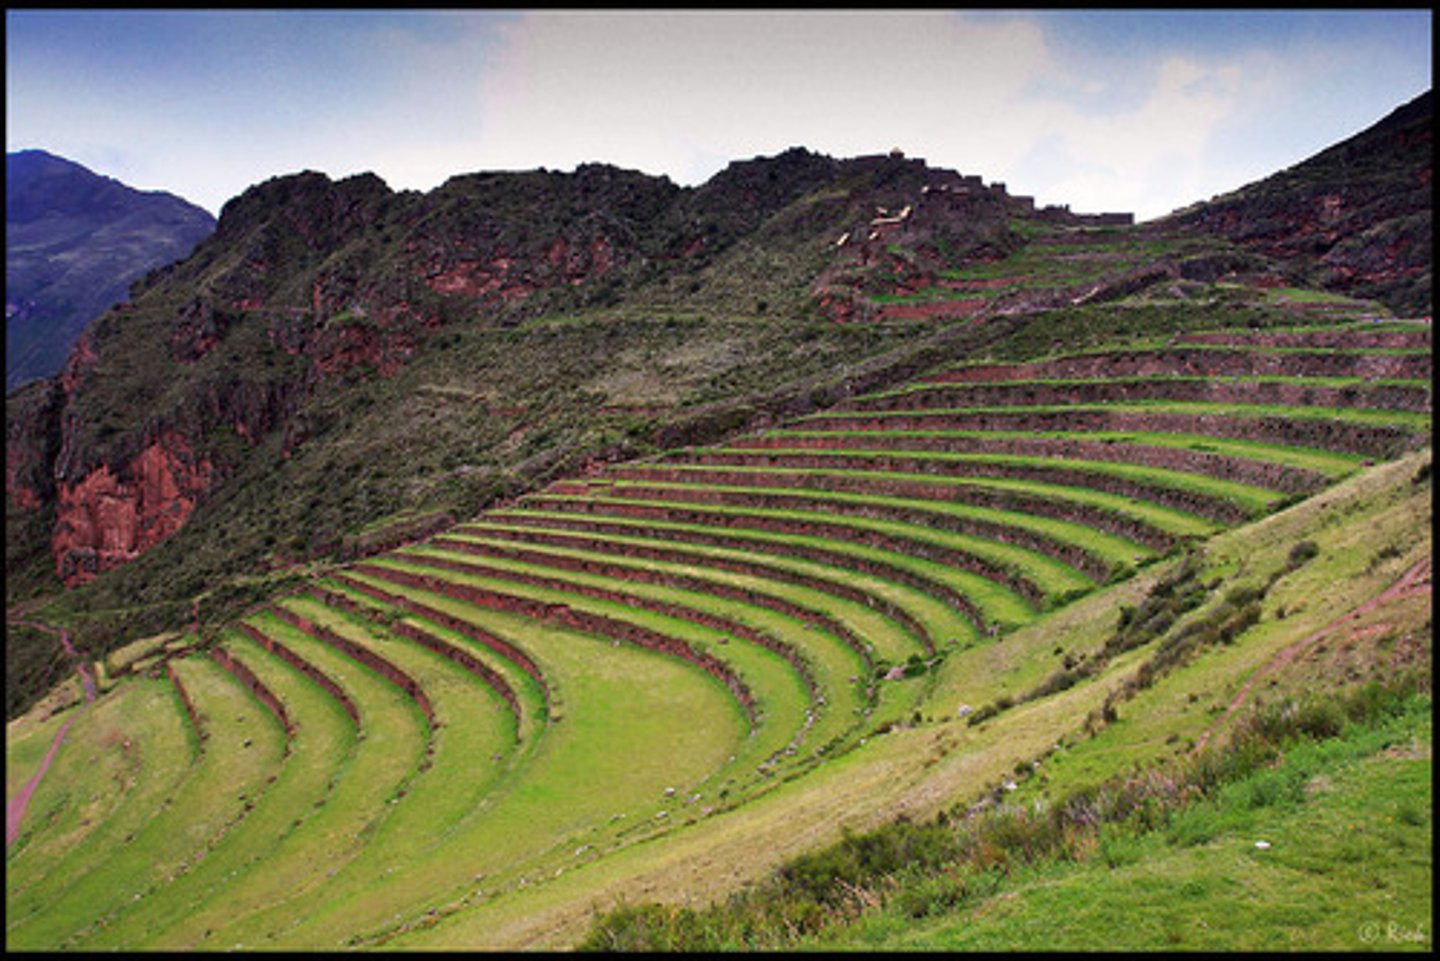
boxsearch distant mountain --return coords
[6,149,216,390]
[1163,89,1432,316]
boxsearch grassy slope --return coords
[812,698,1431,952]
[390,448,1430,948]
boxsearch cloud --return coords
[464,11,1264,220]
[469,11,1057,183]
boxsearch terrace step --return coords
[246,591,749,949]
[261,594,519,911]
[9,656,288,950]
[1175,324,1431,350]
[427,533,897,665]
[345,561,762,728]
[731,428,1364,486]
[520,491,1070,609]
[484,507,1028,633]
[451,519,971,653]
[187,612,431,947]
[635,448,1274,526]
[88,633,359,948]
[391,544,873,757]
[788,407,1426,459]
[925,346,1431,384]
[308,583,526,734]
[580,475,1142,583]
[844,377,1430,414]
[323,572,552,710]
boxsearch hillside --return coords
[5,93,1432,952]
[5,146,1159,701]
[5,150,216,390]
[1163,89,1432,316]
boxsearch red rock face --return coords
[58,334,99,397]
[51,431,215,586]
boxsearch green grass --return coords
[432,531,926,666]
[355,555,810,764]
[813,699,1431,952]
[751,427,1367,480]
[85,630,357,948]
[452,518,979,652]
[680,446,1285,518]
[5,677,193,920]
[598,476,1152,577]
[8,656,287,949]
[393,541,871,752]
[190,611,431,948]
[488,506,1038,632]
[796,399,1433,430]
[266,596,749,948]
[523,490,1095,606]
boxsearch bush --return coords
[1286,539,1321,569]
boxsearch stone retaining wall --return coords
[594,475,1115,583]
[849,378,1429,414]
[528,494,1052,609]
[324,572,552,708]
[725,432,1327,496]
[928,347,1431,383]
[790,409,1424,460]
[166,660,206,746]
[1177,329,1430,350]
[211,646,295,741]
[308,585,522,731]
[236,621,362,728]
[647,449,1255,526]
[429,535,880,666]
[486,510,992,634]
[452,523,939,652]
[267,604,435,728]
[374,552,821,704]
[348,563,759,725]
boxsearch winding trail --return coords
[6,620,96,847]
[1193,555,1432,754]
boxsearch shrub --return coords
[1286,539,1321,569]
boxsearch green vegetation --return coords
[6,125,1431,952]
[580,673,1431,952]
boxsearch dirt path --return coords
[6,620,96,847]
[1193,555,1432,754]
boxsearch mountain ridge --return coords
[6,94,1430,719]
[6,149,217,390]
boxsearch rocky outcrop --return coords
[51,431,215,586]
[1165,90,1432,315]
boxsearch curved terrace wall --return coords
[347,562,759,723]
[725,432,1328,496]
[790,409,1426,459]
[591,475,1118,583]
[523,494,1053,608]
[848,379,1430,415]
[654,449,1257,526]
[236,620,363,728]
[928,347,1431,383]
[452,522,939,652]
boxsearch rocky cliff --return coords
[9,149,1024,592]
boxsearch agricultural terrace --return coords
[6,312,1430,950]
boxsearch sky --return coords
[5,9,1432,222]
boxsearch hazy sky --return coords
[6,9,1432,222]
